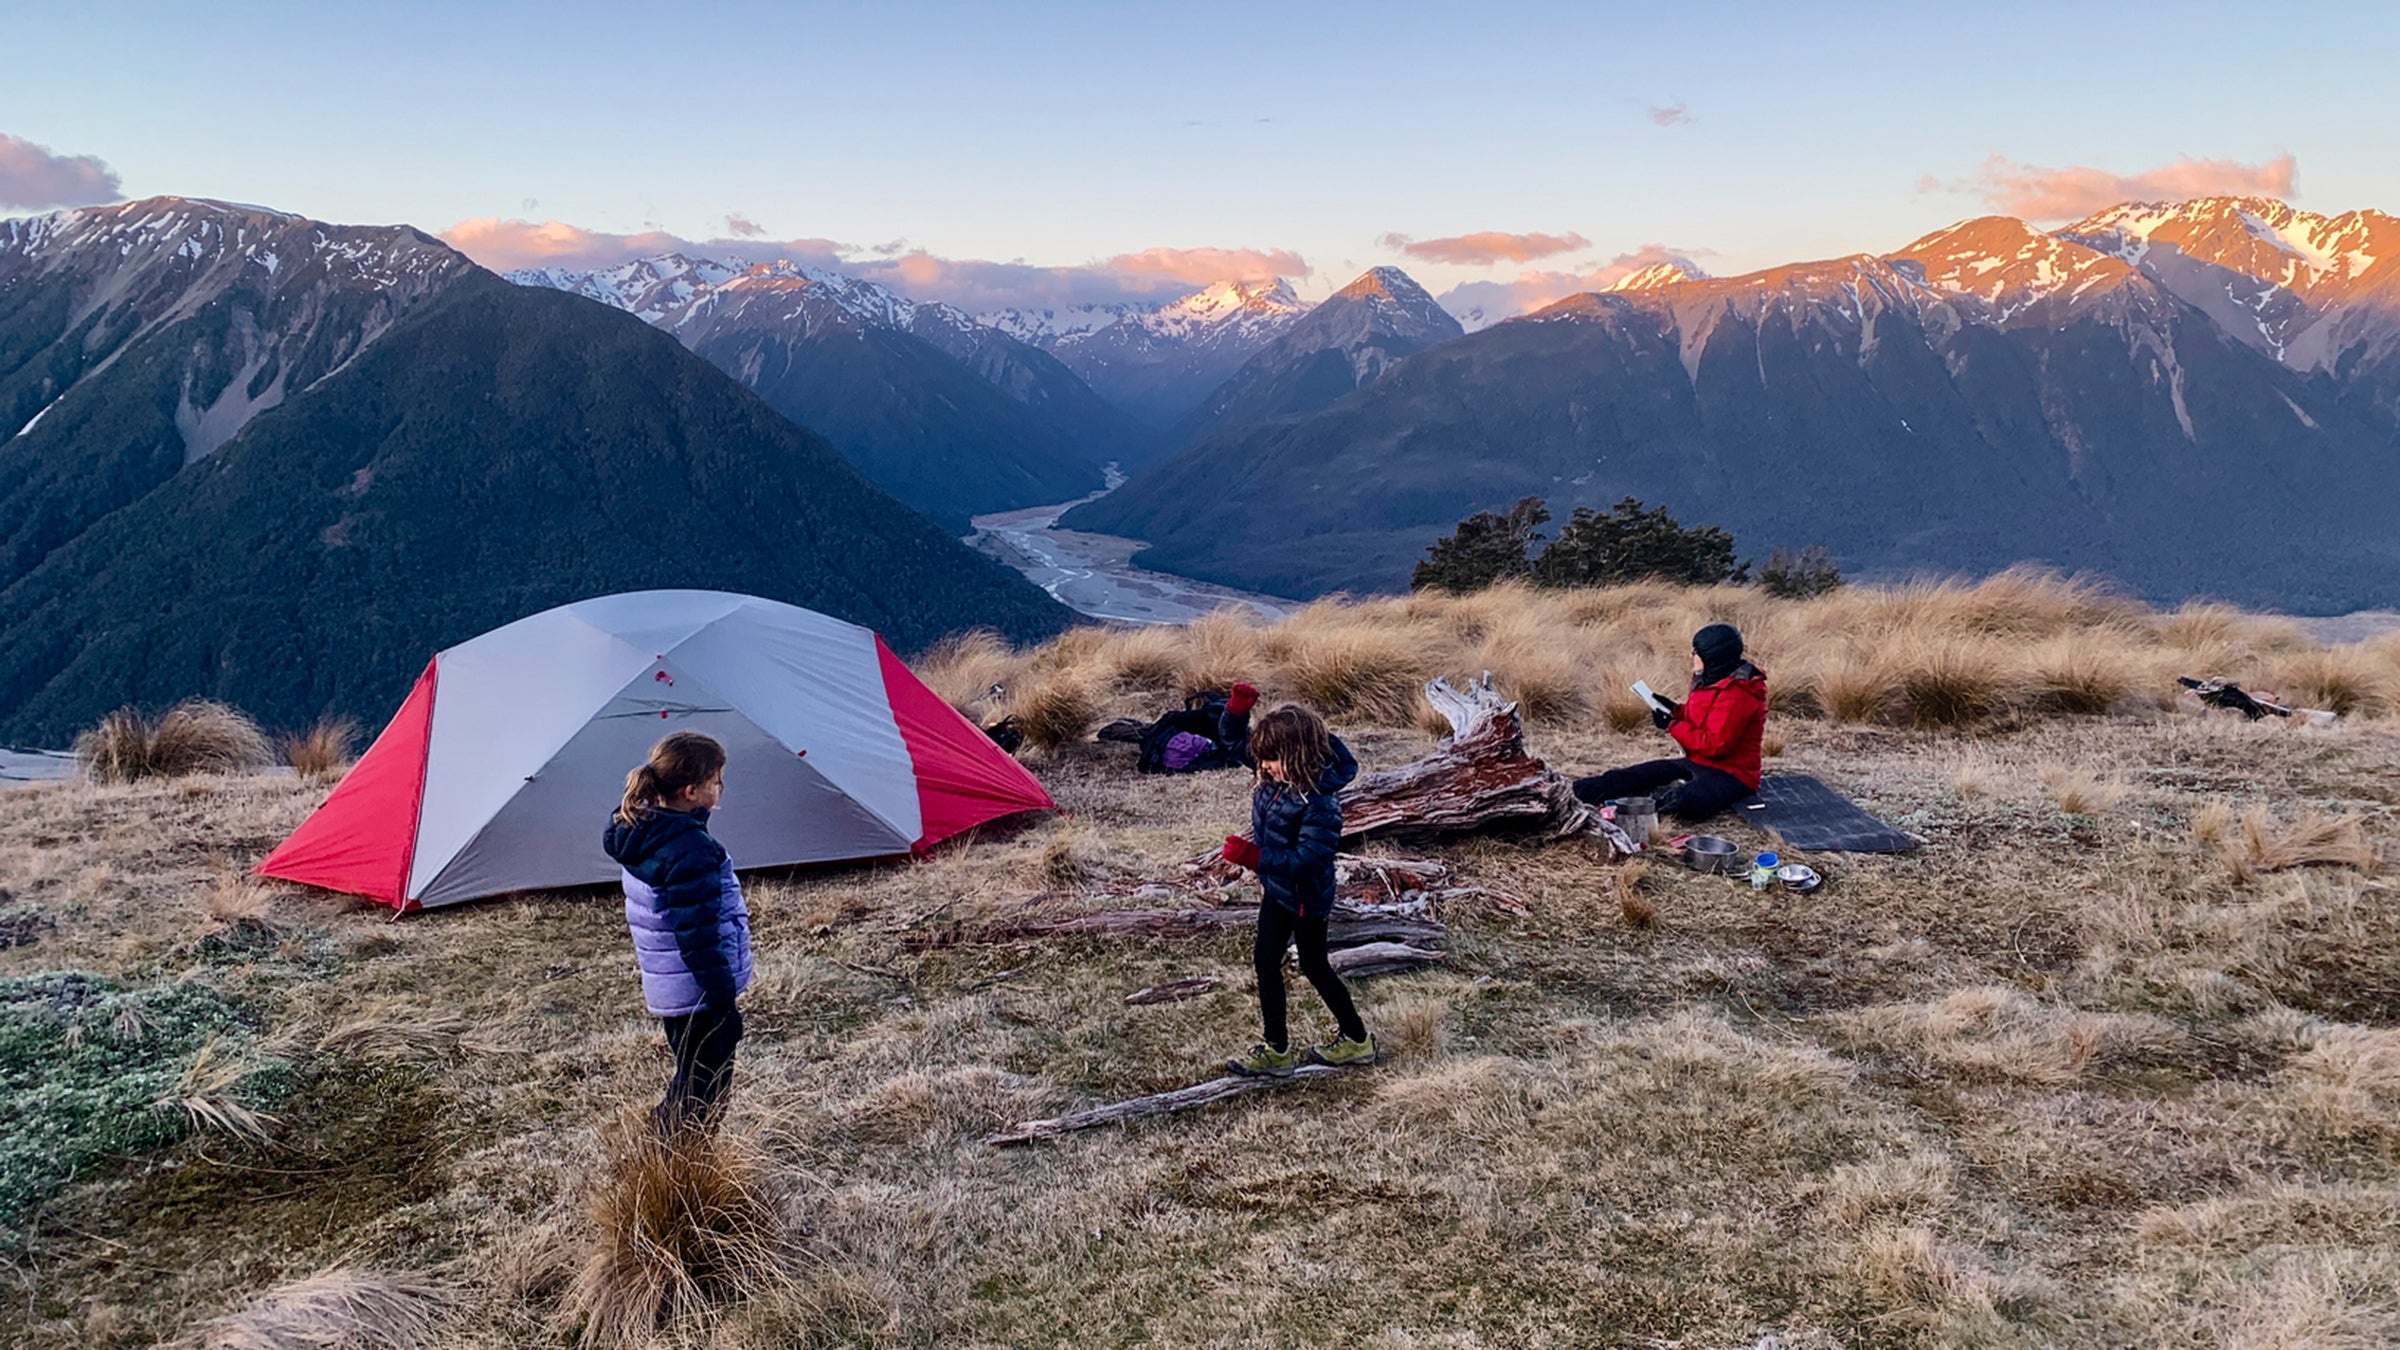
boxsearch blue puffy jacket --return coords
[1251,736,1358,918]
[602,807,752,1016]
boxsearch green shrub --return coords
[1411,496,1550,593]
[0,973,291,1228]
[1533,498,1748,588]
[1757,546,1844,599]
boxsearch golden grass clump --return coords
[278,716,359,784]
[2264,646,2400,717]
[180,1266,457,1350]
[1883,638,2025,727]
[1281,624,1433,723]
[2039,764,2128,816]
[76,699,272,783]
[913,630,1022,716]
[2194,802,2379,882]
[1094,623,1186,690]
[1004,670,1100,753]
[565,1112,785,1347]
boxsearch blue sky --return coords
[5,0,2396,316]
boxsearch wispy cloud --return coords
[1648,101,1694,127]
[438,216,1306,311]
[1435,244,1704,328]
[1379,230,1591,266]
[0,133,122,209]
[722,212,765,238]
[1928,152,2299,221]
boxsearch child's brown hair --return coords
[615,731,727,826]
[1249,704,1334,794]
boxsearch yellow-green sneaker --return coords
[1227,1041,1303,1077]
[1312,1032,1379,1068]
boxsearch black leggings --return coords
[1573,759,1754,823]
[1255,904,1366,1051]
[656,1004,743,1134]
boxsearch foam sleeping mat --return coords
[1737,774,1920,853]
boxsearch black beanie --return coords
[1693,623,1744,667]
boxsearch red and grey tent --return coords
[257,590,1054,910]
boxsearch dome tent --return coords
[257,590,1052,910]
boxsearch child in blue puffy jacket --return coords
[1219,704,1376,1076]
[602,732,750,1134]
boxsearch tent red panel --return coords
[254,659,437,908]
[875,637,1056,850]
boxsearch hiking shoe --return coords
[1312,1032,1379,1068]
[1227,1041,1303,1077]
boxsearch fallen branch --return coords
[1125,977,1220,1006]
[1323,941,1446,977]
[984,1065,1350,1146]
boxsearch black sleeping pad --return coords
[1735,774,1920,853]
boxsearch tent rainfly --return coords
[256,590,1054,910]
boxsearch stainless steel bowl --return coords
[1683,835,1738,873]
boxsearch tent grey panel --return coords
[409,609,654,897]
[416,660,913,906]
[662,601,921,841]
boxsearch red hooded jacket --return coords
[1670,666,1767,789]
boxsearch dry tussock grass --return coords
[1838,986,2184,1085]
[2195,801,2380,881]
[278,716,358,784]
[565,1111,787,1347]
[13,589,2400,1348]
[2041,763,2129,815]
[76,699,273,782]
[180,1266,456,1350]
[914,571,2400,739]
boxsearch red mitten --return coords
[1221,834,1261,869]
[1226,682,1260,715]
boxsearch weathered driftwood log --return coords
[1321,941,1445,978]
[1125,976,1220,1006]
[1338,675,1629,856]
[984,1065,1350,1146]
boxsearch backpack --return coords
[1137,690,1244,774]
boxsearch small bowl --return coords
[1775,863,1822,892]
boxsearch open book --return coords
[1630,680,1673,714]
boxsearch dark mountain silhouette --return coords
[511,256,1131,529]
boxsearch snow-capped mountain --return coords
[1163,267,1462,448]
[2054,198,2400,418]
[510,254,1138,525]
[1075,199,2400,612]
[1603,260,1709,293]
[983,278,1309,440]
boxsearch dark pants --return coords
[1255,903,1366,1051]
[1574,759,1754,823]
[656,1004,743,1134]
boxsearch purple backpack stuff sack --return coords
[1161,731,1214,771]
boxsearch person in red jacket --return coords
[1574,623,1765,822]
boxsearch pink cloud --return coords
[723,212,765,238]
[1380,230,1591,266]
[1936,153,2299,221]
[0,132,122,209]
[438,217,844,273]
[438,215,1306,311]
[1648,101,1694,128]
[1434,244,1703,328]
[847,246,1305,311]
